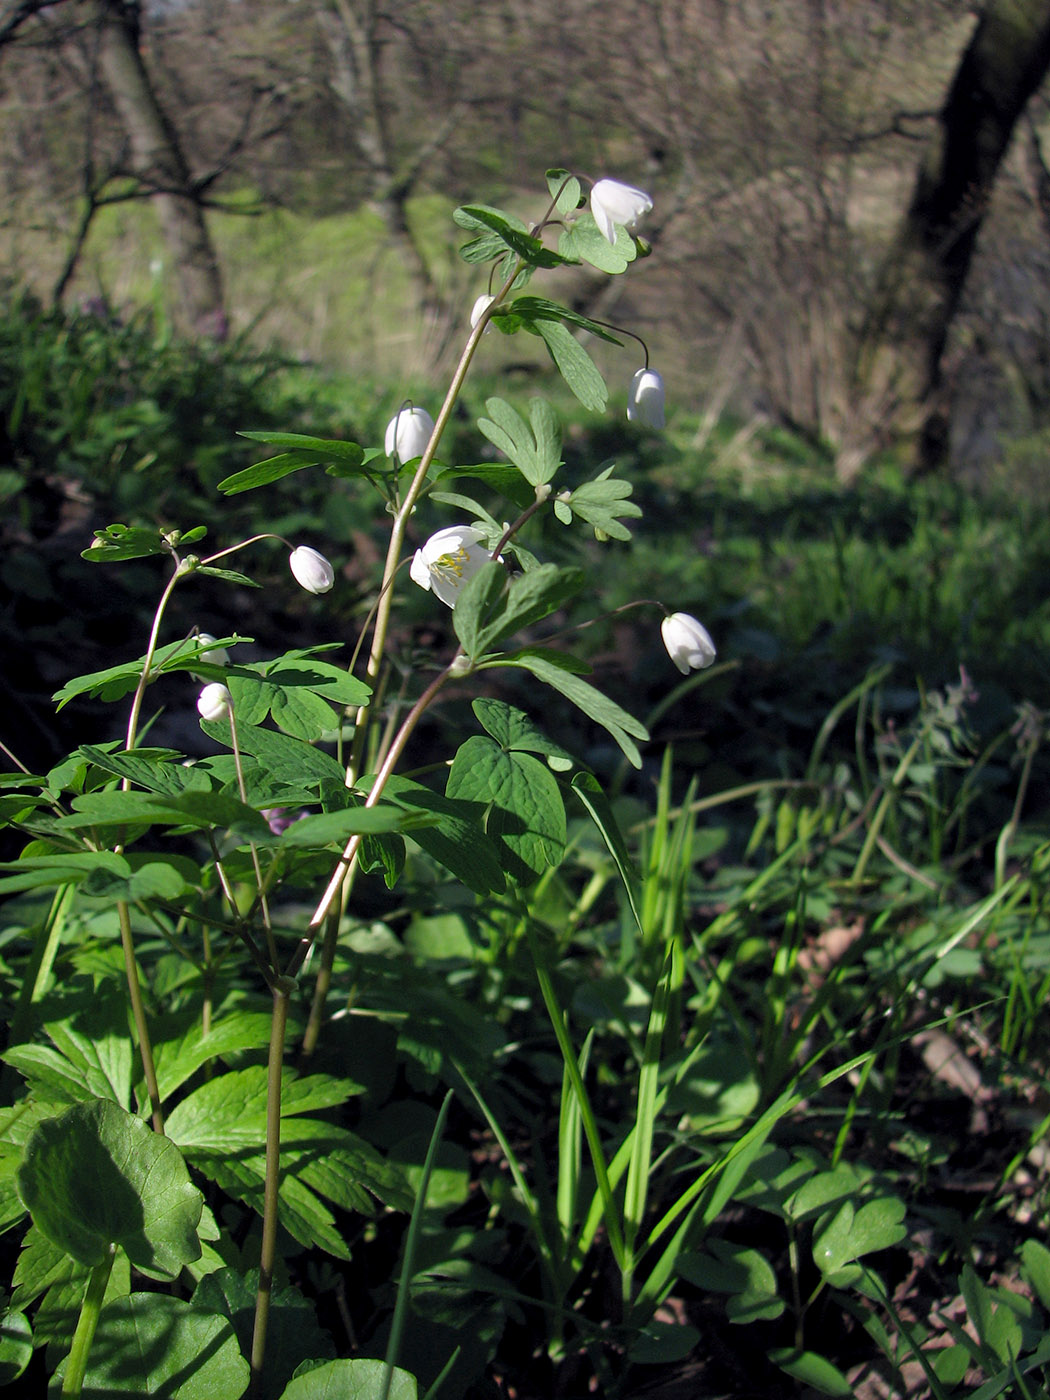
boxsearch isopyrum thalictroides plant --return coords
[0,170,722,1398]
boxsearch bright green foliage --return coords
[219,432,365,495]
[166,1066,412,1259]
[452,561,584,659]
[447,735,566,884]
[0,1304,32,1384]
[279,1358,417,1400]
[16,1100,204,1278]
[193,1270,336,1400]
[476,396,561,487]
[50,1292,249,1397]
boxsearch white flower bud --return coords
[590,178,653,245]
[627,368,666,429]
[197,682,232,722]
[384,406,435,462]
[289,545,335,595]
[661,613,716,675]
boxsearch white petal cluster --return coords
[590,178,653,245]
[384,406,435,462]
[197,683,232,722]
[289,545,335,595]
[410,524,494,608]
[627,368,666,428]
[661,613,716,675]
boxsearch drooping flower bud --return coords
[627,368,666,429]
[384,405,435,462]
[197,682,232,722]
[289,545,335,595]
[590,178,653,245]
[661,613,716,675]
[409,524,495,608]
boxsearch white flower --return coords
[384,406,435,462]
[470,294,495,329]
[410,524,494,608]
[197,682,232,722]
[627,368,666,428]
[590,178,653,245]
[289,545,335,595]
[661,613,716,675]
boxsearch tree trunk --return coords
[849,0,1050,477]
[92,0,226,338]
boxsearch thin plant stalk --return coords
[61,1244,115,1398]
[381,1090,454,1400]
[250,976,293,1396]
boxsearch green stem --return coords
[2,882,74,1100]
[124,557,188,753]
[851,735,922,885]
[61,1245,115,1398]
[250,977,292,1397]
[287,662,457,980]
[299,906,344,1062]
[345,256,523,787]
[118,900,163,1133]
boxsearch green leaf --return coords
[51,1292,249,1397]
[78,744,215,795]
[0,851,132,895]
[166,1070,409,1260]
[769,1348,852,1397]
[53,634,250,709]
[571,772,642,929]
[454,561,583,660]
[57,790,272,839]
[277,806,428,847]
[471,697,575,770]
[559,465,642,541]
[377,777,505,895]
[152,1010,274,1102]
[678,1241,784,1324]
[280,1358,417,1400]
[219,434,364,494]
[546,168,583,214]
[16,1099,203,1278]
[3,995,134,1108]
[200,719,348,789]
[195,565,261,588]
[446,736,566,884]
[476,396,561,487]
[491,295,621,345]
[0,1307,32,1385]
[1021,1238,1050,1310]
[82,523,170,562]
[813,1196,907,1276]
[454,204,568,269]
[627,1320,701,1365]
[192,1270,335,1400]
[558,214,638,273]
[10,1224,131,1355]
[532,320,608,412]
[486,649,648,767]
[0,1101,59,1234]
[165,1067,361,1151]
